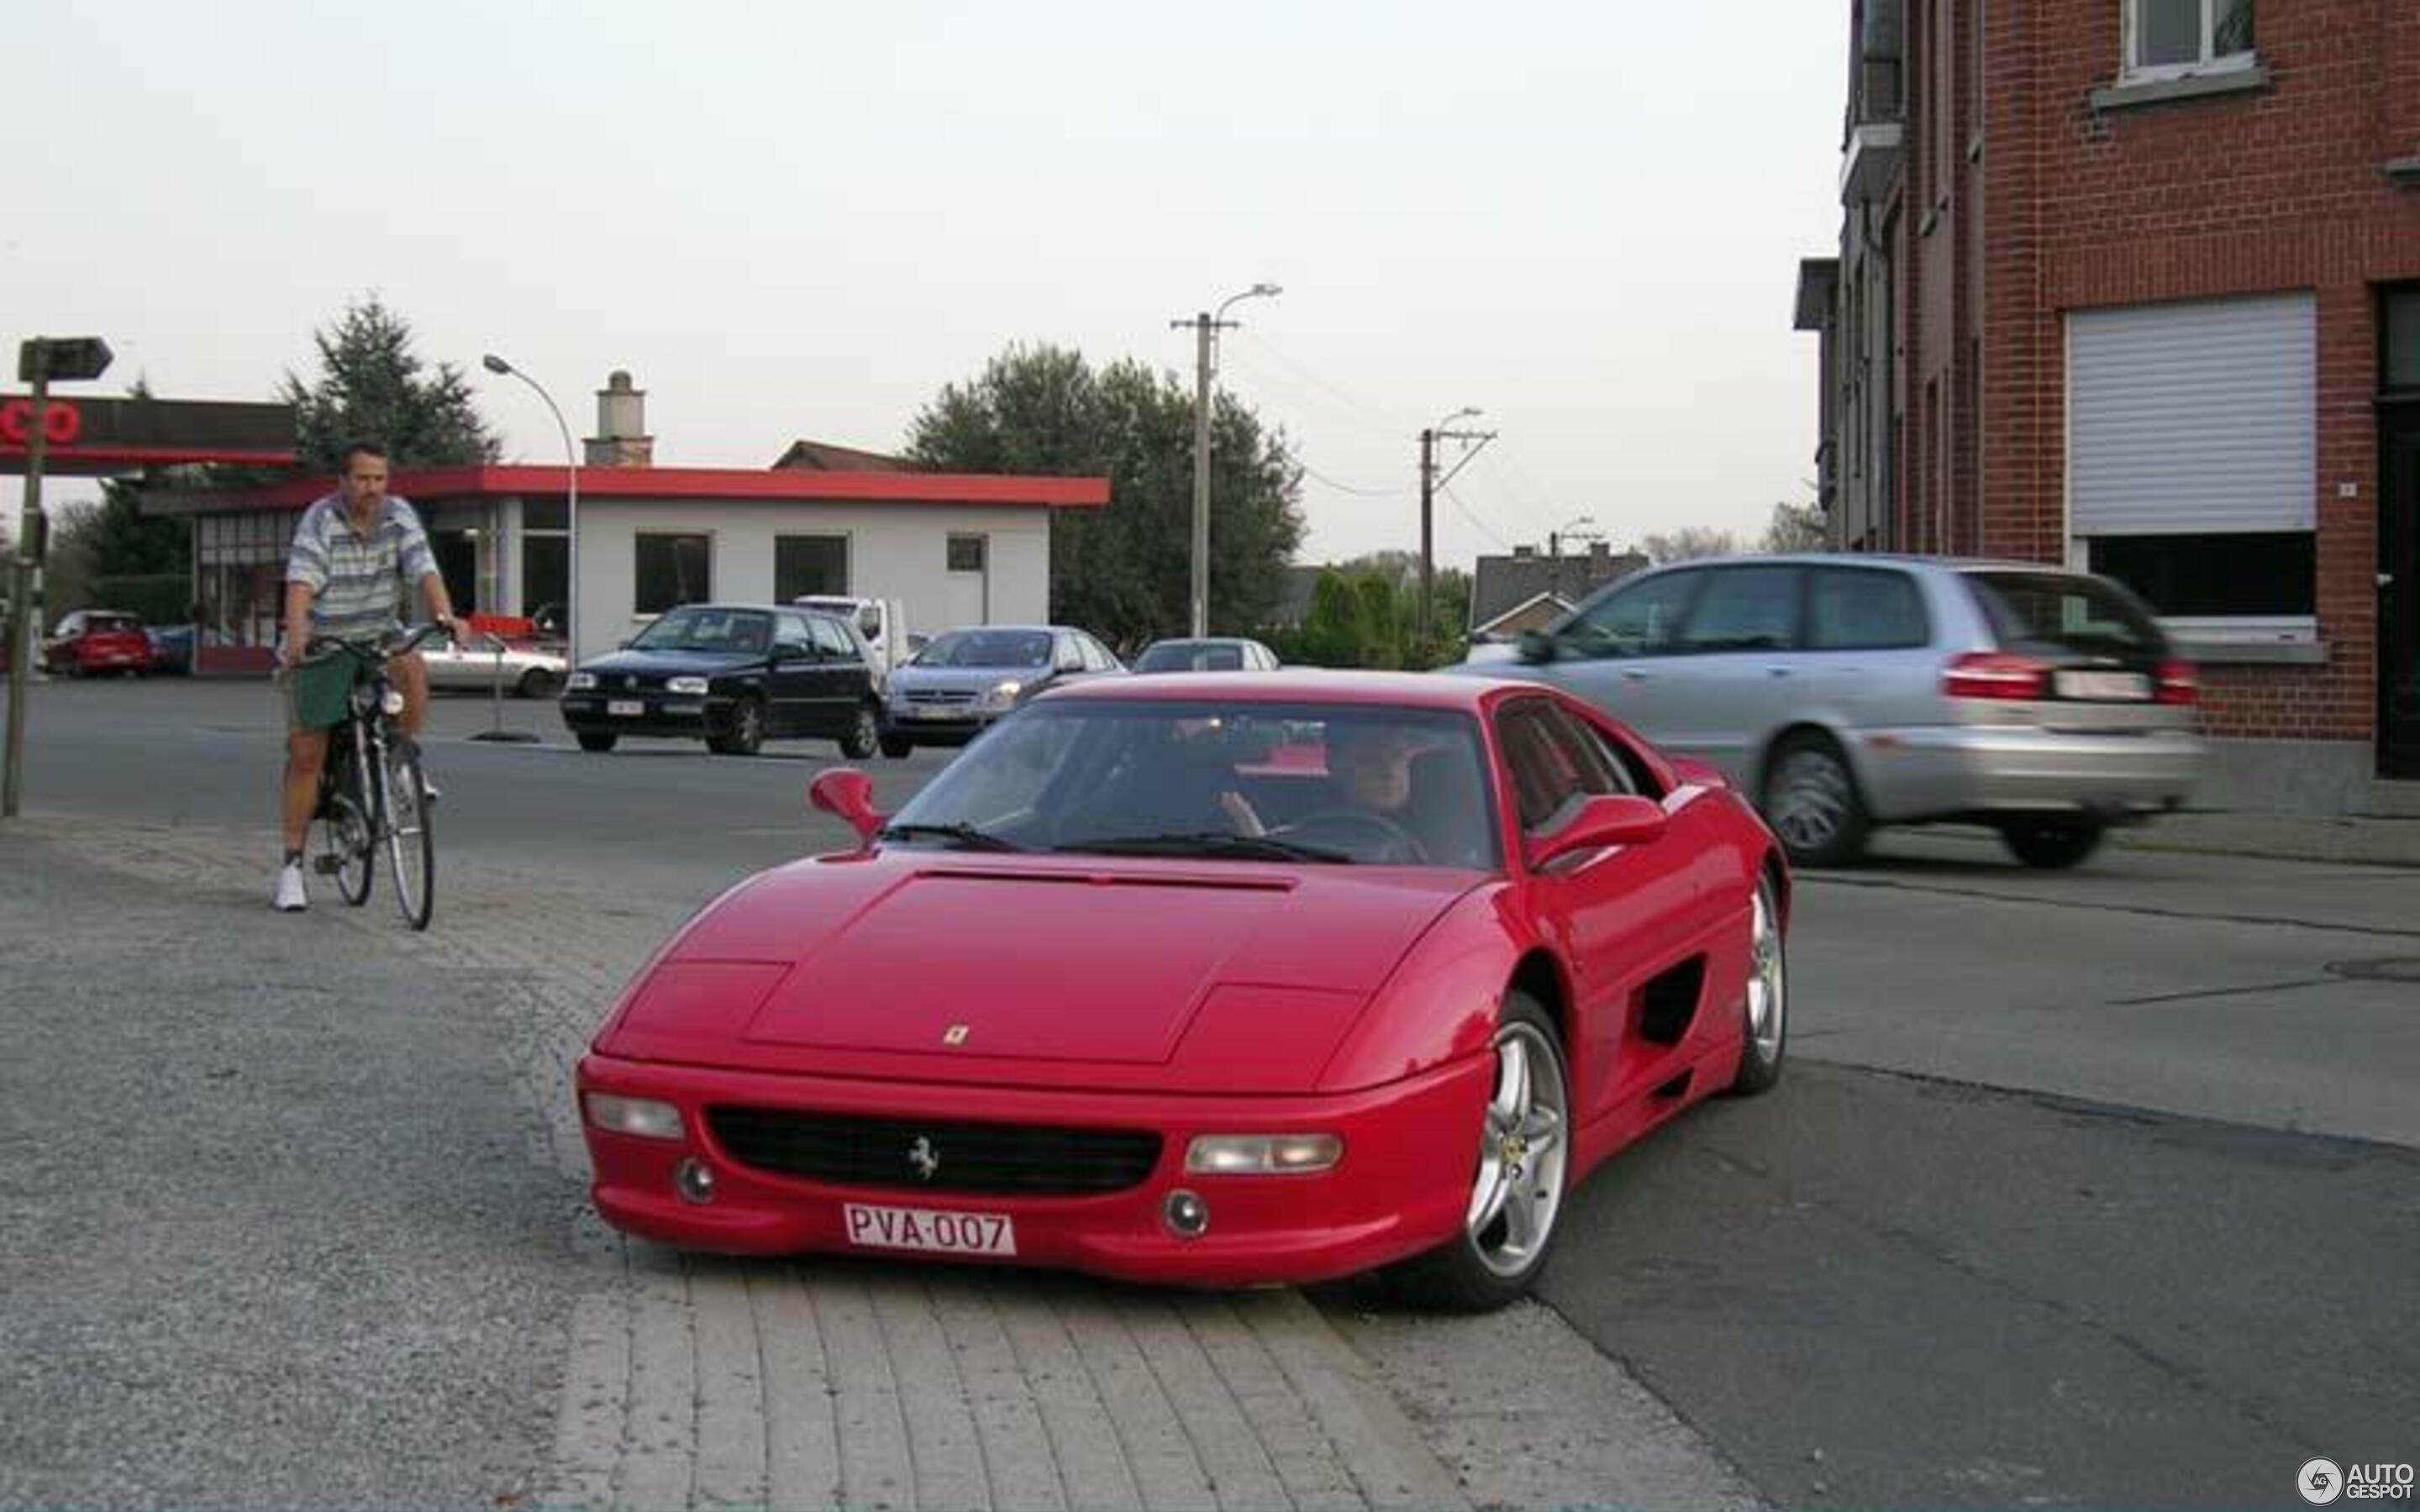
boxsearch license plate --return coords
[2054,669,2149,701]
[843,1202,1018,1256]
[608,699,644,717]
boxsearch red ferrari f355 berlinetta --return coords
[578,670,1788,1310]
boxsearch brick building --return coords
[1798,0,2420,812]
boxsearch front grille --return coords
[903,689,977,706]
[708,1107,1163,1196]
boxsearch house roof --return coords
[771,438,913,472]
[141,463,1109,517]
[1467,546,1645,630]
[1470,589,1577,637]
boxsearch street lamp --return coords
[1172,281,1282,638]
[480,354,578,664]
[1551,513,1597,559]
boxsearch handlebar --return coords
[299,619,457,664]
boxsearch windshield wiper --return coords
[877,822,1025,853]
[1053,832,1352,863]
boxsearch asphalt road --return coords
[12,674,2419,1507]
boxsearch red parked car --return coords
[576,671,1790,1310]
[45,610,155,677]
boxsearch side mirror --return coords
[1516,629,1557,665]
[808,769,886,849]
[1526,794,1667,870]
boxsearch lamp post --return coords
[1171,282,1281,638]
[481,354,578,664]
[6,335,113,821]
[1549,514,1596,559]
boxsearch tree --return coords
[908,343,1305,648]
[272,293,500,472]
[1638,526,1739,564]
[1297,570,1364,668]
[1760,498,1828,554]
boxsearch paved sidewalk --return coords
[4,815,1757,1512]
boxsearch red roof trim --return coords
[213,464,1109,512]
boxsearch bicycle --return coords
[304,621,448,931]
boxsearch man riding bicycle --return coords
[273,441,458,912]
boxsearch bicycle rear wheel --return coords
[381,738,435,931]
[317,747,375,907]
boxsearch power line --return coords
[1292,456,1404,498]
[1439,482,1512,550]
[1224,331,1419,439]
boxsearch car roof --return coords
[1039,669,1495,712]
[1140,636,1265,649]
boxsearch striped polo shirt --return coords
[285,493,438,646]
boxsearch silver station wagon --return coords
[1449,555,2203,869]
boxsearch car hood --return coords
[596,853,1482,1093]
[578,648,760,677]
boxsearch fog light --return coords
[675,1158,717,1205]
[1184,1133,1344,1174]
[1163,1189,1209,1238]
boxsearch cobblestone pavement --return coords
[3,814,1756,1512]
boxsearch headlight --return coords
[666,675,709,695]
[381,688,407,716]
[583,1093,685,1141]
[566,672,597,690]
[1184,1133,1344,1175]
[979,679,1024,711]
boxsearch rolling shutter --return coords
[2068,293,2315,535]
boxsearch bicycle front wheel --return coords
[381,738,436,931]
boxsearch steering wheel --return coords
[1279,809,1429,864]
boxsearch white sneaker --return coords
[273,861,308,913]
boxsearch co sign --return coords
[0,398,83,447]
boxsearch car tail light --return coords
[2155,659,2199,706]
[1942,652,2049,701]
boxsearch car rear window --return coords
[1965,571,2169,658]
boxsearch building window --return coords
[947,534,987,573]
[2126,0,2254,79]
[2386,287,2420,393]
[2087,532,2313,619]
[775,534,849,601]
[634,533,711,615]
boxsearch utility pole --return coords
[6,335,113,820]
[1171,283,1280,638]
[1418,407,1491,643]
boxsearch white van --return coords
[792,596,911,681]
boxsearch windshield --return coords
[629,607,772,654]
[1135,642,1245,672]
[917,629,1054,669]
[885,700,1500,869]
[1967,571,2168,659]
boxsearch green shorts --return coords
[279,651,369,733]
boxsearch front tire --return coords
[1997,816,2106,869]
[575,732,618,753]
[1760,732,1870,868]
[1728,872,1787,1095]
[838,701,882,760]
[382,740,435,932]
[879,732,915,759]
[516,666,560,699]
[708,696,765,756]
[317,752,375,908]
[1384,993,1570,1312]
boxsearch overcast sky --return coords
[8,1,1844,575]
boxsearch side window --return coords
[1808,568,1930,650]
[774,612,815,656]
[1054,636,1086,673]
[1539,703,1643,798]
[1496,700,1590,832]
[808,616,855,659]
[1567,570,1702,658]
[1677,566,1803,653]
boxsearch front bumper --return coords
[1854,723,2204,822]
[883,705,1002,744]
[560,694,724,740]
[577,1051,1491,1288]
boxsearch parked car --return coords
[424,633,567,698]
[559,603,889,758]
[1444,554,2202,869]
[1131,636,1281,673]
[45,610,155,677]
[145,623,195,676]
[791,595,911,682]
[879,623,1124,754]
[575,670,1788,1309]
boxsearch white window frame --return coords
[2123,0,2256,83]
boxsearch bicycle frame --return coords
[308,624,443,929]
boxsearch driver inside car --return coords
[1226,720,1426,847]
